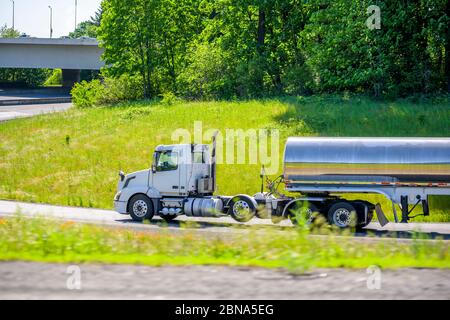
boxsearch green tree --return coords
[301,0,450,96]
[93,0,450,99]
[98,0,202,98]
[69,7,103,38]
[0,24,20,38]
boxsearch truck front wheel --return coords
[128,194,154,222]
[228,195,256,222]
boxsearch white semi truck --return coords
[113,137,450,228]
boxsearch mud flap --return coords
[375,203,389,227]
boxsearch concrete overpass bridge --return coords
[0,38,104,87]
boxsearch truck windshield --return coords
[155,151,178,171]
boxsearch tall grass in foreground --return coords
[0,95,449,221]
[0,216,448,270]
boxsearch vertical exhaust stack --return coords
[211,131,219,193]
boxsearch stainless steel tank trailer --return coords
[113,136,450,228]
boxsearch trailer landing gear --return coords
[399,195,430,223]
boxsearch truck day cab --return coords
[114,137,450,228]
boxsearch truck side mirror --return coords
[151,152,158,173]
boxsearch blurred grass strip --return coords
[0,216,448,271]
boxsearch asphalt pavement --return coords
[0,261,448,299]
[0,88,69,100]
[0,88,72,121]
[0,102,72,121]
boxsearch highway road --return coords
[0,200,449,239]
[0,200,449,299]
[0,88,71,121]
[0,261,448,299]
[0,102,72,121]
[0,88,70,101]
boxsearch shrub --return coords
[102,75,144,104]
[160,91,178,105]
[71,79,105,108]
[71,75,144,108]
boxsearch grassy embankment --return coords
[0,216,448,270]
[0,95,449,221]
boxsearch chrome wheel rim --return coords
[290,207,313,224]
[233,200,250,218]
[302,207,313,224]
[133,200,148,218]
[333,208,353,227]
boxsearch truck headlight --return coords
[114,191,122,201]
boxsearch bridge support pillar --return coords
[62,69,81,88]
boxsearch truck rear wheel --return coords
[228,195,256,222]
[327,202,357,228]
[128,194,154,222]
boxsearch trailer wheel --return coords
[128,194,154,222]
[287,202,319,226]
[357,209,374,229]
[228,195,256,222]
[327,202,357,228]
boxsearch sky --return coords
[0,0,102,38]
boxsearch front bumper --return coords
[114,200,128,214]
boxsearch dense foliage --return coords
[71,75,143,107]
[97,0,450,99]
[69,7,103,39]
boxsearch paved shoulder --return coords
[0,102,72,121]
[0,262,448,299]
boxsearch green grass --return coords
[0,94,449,221]
[0,216,448,270]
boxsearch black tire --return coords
[287,202,319,225]
[161,214,177,223]
[228,195,256,222]
[128,194,154,222]
[327,202,358,228]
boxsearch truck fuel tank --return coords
[184,197,224,217]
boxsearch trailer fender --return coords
[281,199,321,219]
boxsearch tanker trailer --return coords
[114,136,449,229]
[277,137,450,226]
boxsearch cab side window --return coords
[193,152,205,164]
[156,151,178,171]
